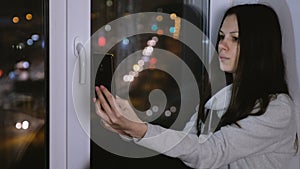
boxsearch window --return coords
[0,1,48,169]
[91,1,209,168]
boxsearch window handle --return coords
[74,40,86,84]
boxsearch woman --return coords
[95,4,298,169]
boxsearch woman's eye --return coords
[219,35,225,40]
[232,37,239,41]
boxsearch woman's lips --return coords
[219,55,229,61]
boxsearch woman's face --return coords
[218,14,240,74]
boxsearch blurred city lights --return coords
[23,61,30,69]
[129,71,138,77]
[98,36,106,47]
[133,64,140,72]
[22,121,30,130]
[15,122,22,129]
[123,75,129,82]
[152,36,159,42]
[105,24,112,32]
[169,26,176,33]
[142,56,150,62]
[124,35,159,83]
[9,71,16,79]
[151,24,158,31]
[156,15,163,22]
[16,61,30,69]
[152,105,159,112]
[15,121,30,130]
[157,29,164,35]
[150,57,157,65]
[16,43,25,50]
[147,39,156,46]
[174,17,181,39]
[145,46,153,53]
[137,60,144,66]
[170,106,177,113]
[31,34,40,41]
[12,16,19,23]
[170,13,177,20]
[146,110,153,116]
[165,110,172,117]
[27,39,34,46]
[123,75,134,82]
[143,47,152,56]
[106,0,113,7]
[26,13,33,21]
[122,38,130,45]
[41,40,45,48]
[127,75,134,82]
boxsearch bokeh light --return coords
[15,122,22,129]
[152,105,159,112]
[123,75,129,82]
[23,61,30,69]
[151,24,158,31]
[122,38,129,45]
[133,64,140,72]
[105,24,112,32]
[146,110,153,116]
[9,71,16,79]
[165,110,172,117]
[27,39,34,46]
[156,15,163,22]
[143,47,152,56]
[12,16,19,23]
[22,120,30,130]
[150,57,158,65]
[98,36,106,47]
[123,74,134,82]
[157,29,164,35]
[170,106,177,113]
[170,13,177,20]
[31,34,40,41]
[138,60,144,66]
[147,39,156,46]
[26,13,33,21]
[169,26,176,33]
[152,36,159,42]
[106,0,113,7]
[142,56,150,62]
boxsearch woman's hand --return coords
[94,85,147,138]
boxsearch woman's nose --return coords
[218,39,228,51]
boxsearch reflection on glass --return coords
[0,1,47,169]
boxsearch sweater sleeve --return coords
[134,95,294,169]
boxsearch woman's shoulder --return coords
[269,93,294,108]
[236,93,295,132]
[262,93,294,126]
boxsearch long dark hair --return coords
[198,4,290,133]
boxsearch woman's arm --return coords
[134,94,295,168]
[95,85,294,168]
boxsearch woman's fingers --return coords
[98,85,123,121]
[95,85,146,137]
[95,86,117,121]
[94,99,112,125]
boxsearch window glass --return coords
[0,1,48,169]
[91,0,209,168]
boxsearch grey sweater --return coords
[135,85,298,169]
